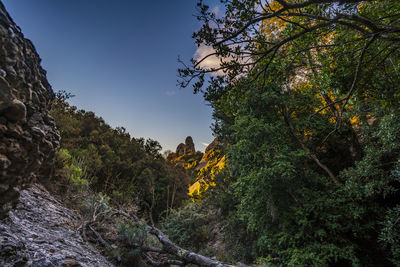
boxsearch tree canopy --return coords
[175,0,400,265]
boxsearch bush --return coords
[58,148,89,191]
[161,202,215,254]
[117,223,160,266]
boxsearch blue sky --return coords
[3,0,217,152]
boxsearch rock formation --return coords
[174,136,195,157]
[203,137,220,157]
[174,136,196,158]
[176,143,185,157]
[0,184,114,266]
[184,136,195,154]
[0,2,59,218]
[189,137,225,198]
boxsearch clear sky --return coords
[3,0,216,152]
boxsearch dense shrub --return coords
[161,202,215,254]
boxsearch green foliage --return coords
[118,223,149,247]
[221,72,400,266]
[180,0,400,265]
[81,192,112,222]
[161,202,214,254]
[118,222,160,265]
[51,91,189,220]
[379,206,400,265]
[58,148,89,191]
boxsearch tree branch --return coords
[114,210,240,267]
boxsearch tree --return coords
[177,0,400,265]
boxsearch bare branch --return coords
[143,253,184,266]
[340,34,377,117]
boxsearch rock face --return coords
[204,137,220,156]
[0,184,114,267]
[176,143,185,157]
[189,138,225,198]
[0,2,60,218]
[195,137,221,170]
[184,136,195,155]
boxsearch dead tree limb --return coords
[143,253,184,267]
[114,210,239,267]
[88,224,112,250]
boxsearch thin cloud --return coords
[194,45,226,76]
[193,44,250,77]
[201,142,209,147]
[165,90,177,96]
[211,5,220,17]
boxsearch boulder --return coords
[3,99,26,122]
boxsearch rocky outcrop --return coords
[176,143,185,157]
[174,136,196,157]
[0,184,114,267]
[203,137,221,159]
[194,138,222,170]
[184,136,195,154]
[173,136,196,158]
[189,138,225,198]
[0,2,59,218]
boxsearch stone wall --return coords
[0,2,59,218]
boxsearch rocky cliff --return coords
[166,137,226,198]
[0,2,60,218]
[188,138,226,198]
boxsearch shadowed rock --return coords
[174,136,196,158]
[0,1,59,218]
[176,143,185,157]
[184,136,195,154]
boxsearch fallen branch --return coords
[88,224,112,250]
[114,210,240,267]
[143,253,184,267]
[87,224,121,262]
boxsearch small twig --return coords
[339,34,377,120]
[311,97,347,117]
